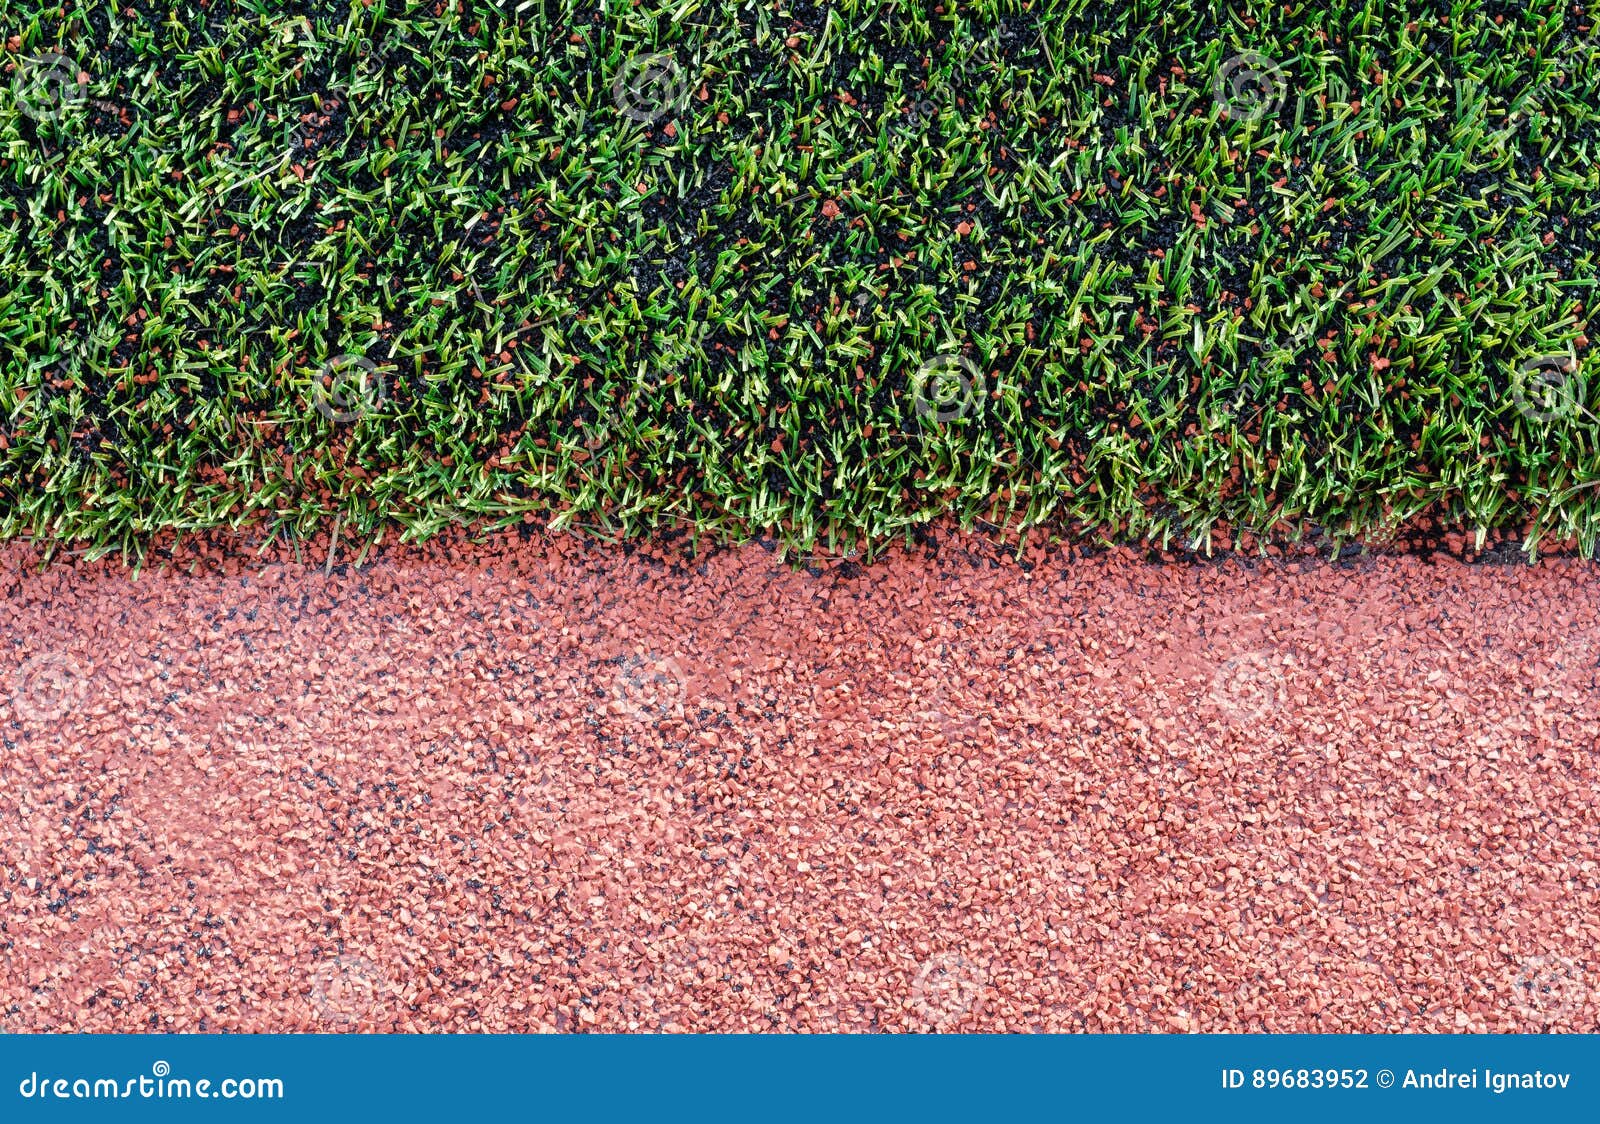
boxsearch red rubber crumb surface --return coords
[2,531,1597,1033]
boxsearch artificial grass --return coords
[1,1,1597,561]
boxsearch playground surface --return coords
[3,532,1596,1032]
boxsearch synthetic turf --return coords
[2,3,1598,558]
